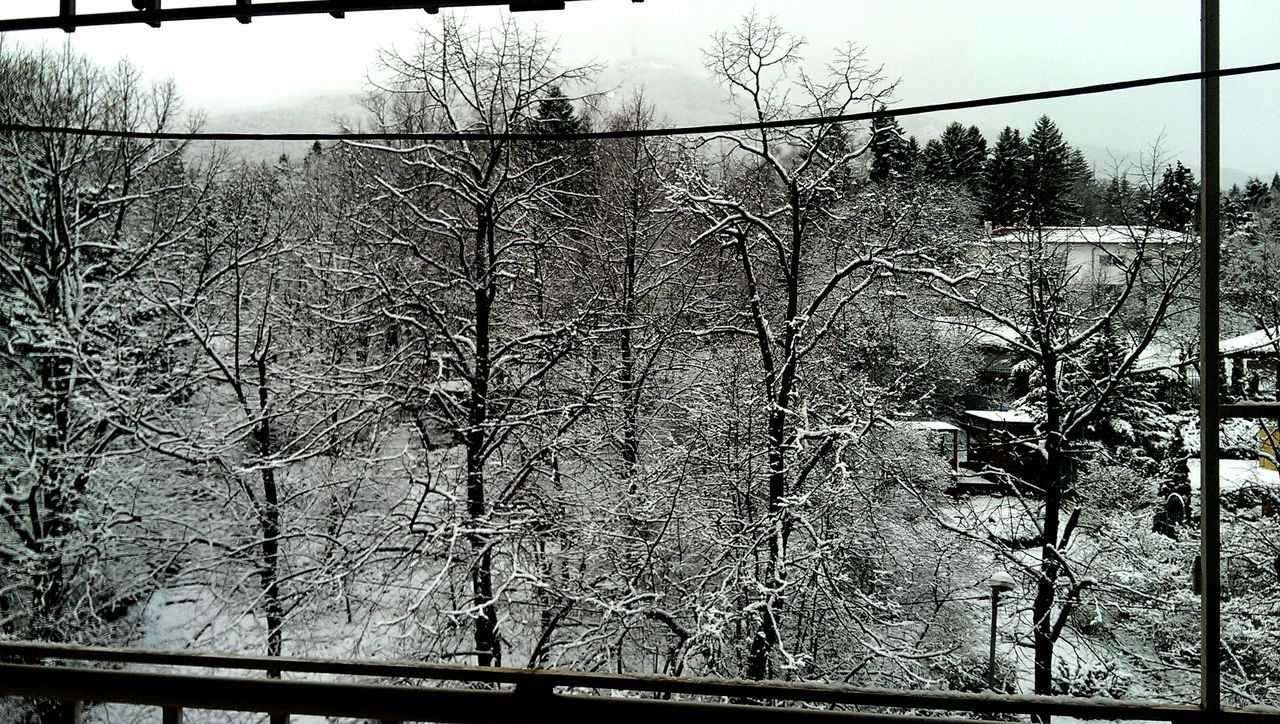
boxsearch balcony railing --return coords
[4,640,1273,724]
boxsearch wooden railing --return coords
[5,640,1272,724]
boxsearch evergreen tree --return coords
[1222,184,1250,232]
[1153,161,1199,232]
[1069,321,1166,455]
[535,85,583,135]
[1244,176,1272,210]
[922,122,988,190]
[1153,435,1192,537]
[1101,174,1138,224]
[531,85,596,207]
[1064,147,1104,223]
[922,137,944,175]
[869,112,914,183]
[981,126,1027,226]
[1023,115,1080,227]
[963,124,989,193]
[905,135,922,176]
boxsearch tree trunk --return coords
[1033,350,1066,723]
[466,202,500,667]
[619,148,640,488]
[254,356,284,677]
[1033,483,1061,705]
[32,355,71,641]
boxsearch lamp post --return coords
[984,571,1015,690]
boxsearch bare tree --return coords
[0,43,209,645]
[674,12,955,680]
[917,220,1197,706]
[346,17,600,667]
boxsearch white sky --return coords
[3,0,1279,178]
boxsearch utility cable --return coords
[1,60,1279,143]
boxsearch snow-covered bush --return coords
[1075,462,1151,512]
[1051,660,1134,699]
[937,651,1018,694]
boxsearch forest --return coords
[3,11,1280,721]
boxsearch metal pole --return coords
[988,589,999,690]
[1199,0,1222,714]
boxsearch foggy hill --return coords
[198,91,365,164]
[198,74,1259,189]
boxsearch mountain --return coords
[589,56,727,126]
[196,91,365,164]
[195,57,725,162]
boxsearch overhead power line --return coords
[1,60,1278,143]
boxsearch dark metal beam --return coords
[58,0,75,33]
[510,1,566,10]
[1199,0,1222,716]
[0,0,600,33]
[131,0,162,28]
[0,642,1208,723]
[1221,401,1280,418]
[0,664,1009,724]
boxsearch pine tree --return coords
[981,126,1027,225]
[1153,161,1199,232]
[906,135,922,176]
[965,124,989,169]
[1065,147,1103,223]
[922,137,944,176]
[1101,175,1138,225]
[1023,115,1079,227]
[1244,176,1272,210]
[1070,321,1166,456]
[1222,184,1250,232]
[922,121,988,190]
[531,85,595,208]
[535,85,582,135]
[869,112,913,183]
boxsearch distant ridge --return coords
[198,92,365,163]
[195,82,1261,189]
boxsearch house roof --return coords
[1221,328,1279,356]
[910,421,962,432]
[964,409,1036,424]
[989,225,1188,246]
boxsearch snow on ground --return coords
[1187,458,1280,495]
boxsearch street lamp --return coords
[984,571,1016,690]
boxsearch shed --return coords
[960,409,1040,482]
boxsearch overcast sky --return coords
[3,0,1279,179]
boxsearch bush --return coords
[931,652,1019,721]
[938,651,1017,694]
[1075,463,1151,512]
[1051,660,1133,699]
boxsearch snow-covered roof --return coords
[1221,328,1279,356]
[1187,458,1280,495]
[964,409,1036,424]
[989,225,1189,246]
[910,421,962,432]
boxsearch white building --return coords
[987,225,1191,286]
